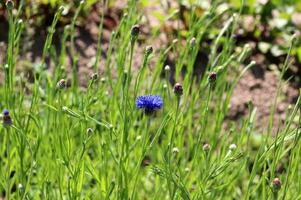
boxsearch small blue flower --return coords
[136,95,163,114]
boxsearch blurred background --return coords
[0,0,300,129]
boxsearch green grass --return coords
[0,0,300,199]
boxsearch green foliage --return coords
[0,0,300,199]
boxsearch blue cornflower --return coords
[136,95,163,115]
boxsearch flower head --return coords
[135,95,163,115]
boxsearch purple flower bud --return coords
[208,72,217,84]
[131,25,140,37]
[272,177,281,192]
[2,109,12,126]
[173,83,183,97]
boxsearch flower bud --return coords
[272,177,281,192]
[18,183,23,189]
[208,72,217,84]
[190,37,196,47]
[131,25,140,37]
[90,73,98,81]
[173,83,183,97]
[6,0,14,10]
[172,147,179,154]
[145,46,153,55]
[229,144,237,151]
[101,77,106,83]
[202,143,211,152]
[136,135,142,141]
[86,128,93,134]
[164,65,170,72]
[2,109,12,126]
[59,6,65,12]
[56,79,66,89]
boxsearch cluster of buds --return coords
[2,109,12,127]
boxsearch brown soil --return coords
[229,67,299,132]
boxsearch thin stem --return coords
[6,127,11,200]
[167,96,180,198]
[130,118,151,199]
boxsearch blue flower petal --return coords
[135,95,163,112]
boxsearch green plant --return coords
[0,0,300,199]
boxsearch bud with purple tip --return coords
[131,25,140,37]
[3,109,12,127]
[272,177,281,192]
[173,83,183,97]
[208,72,217,83]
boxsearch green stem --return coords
[167,96,180,198]
[130,118,151,199]
[6,127,11,200]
